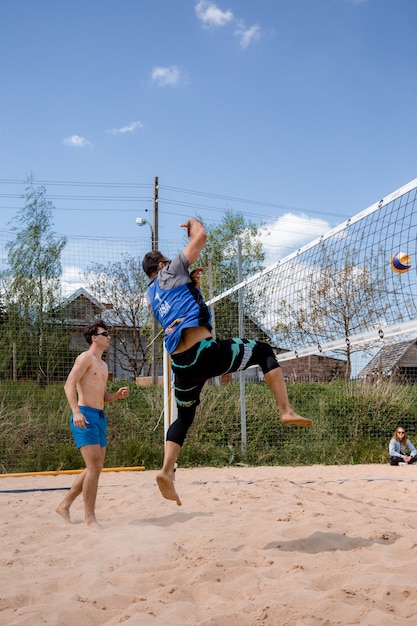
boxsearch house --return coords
[227,352,347,384]
[60,288,151,380]
[277,352,347,383]
[358,340,417,383]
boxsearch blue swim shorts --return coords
[70,406,107,449]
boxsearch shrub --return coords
[1,379,417,473]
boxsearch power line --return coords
[0,202,337,233]
[0,178,152,190]
[160,184,347,220]
[0,196,345,227]
[0,177,349,222]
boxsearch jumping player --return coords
[142,218,312,506]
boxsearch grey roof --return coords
[63,287,145,328]
[61,287,130,327]
[358,340,417,378]
[63,287,103,309]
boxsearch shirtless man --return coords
[142,218,312,506]
[55,320,129,527]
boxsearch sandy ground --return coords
[1,464,417,625]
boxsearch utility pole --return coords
[153,176,159,249]
[152,176,159,384]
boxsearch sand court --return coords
[1,464,417,625]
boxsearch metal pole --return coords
[208,256,220,386]
[152,177,159,384]
[12,342,17,381]
[237,237,247,456]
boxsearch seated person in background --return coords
[389,427,417,465]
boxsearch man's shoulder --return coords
[158,253,190,288]
[75,349,95,366]
[171,252,189,271]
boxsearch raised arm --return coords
[181,218,207,266]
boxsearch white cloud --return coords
[151,65,182,87]
[195,1,261,48]
[63,135,93,148]
[195,0,233,27]
[259,213,331,265]
[236,22,261,49]
[61,265,88,296]
[105,121,144,135]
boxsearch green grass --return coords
[1,379,416,473]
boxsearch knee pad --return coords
[166,405,197,447]
[250,342,280,375]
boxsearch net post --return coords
[163,347,178,478]
[163,347,177,441]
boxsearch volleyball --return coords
[390,251,411,274]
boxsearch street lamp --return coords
[136,216,158,385]
[135,217,155,250]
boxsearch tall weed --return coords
[1,379,416,472]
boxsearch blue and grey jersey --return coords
[146,252,212,354]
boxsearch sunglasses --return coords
[95,331,110,337]
[397,431,405,434]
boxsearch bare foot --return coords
[156,472,182,506]
[85,518,103,529]
[55,503,71,523]
[281,412,313,427]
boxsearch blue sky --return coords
[1,0,416,262]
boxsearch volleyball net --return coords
[161,177,417,450]
[205,178,417,377]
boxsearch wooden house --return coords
[358,340,417,383]
[60,288,151,380]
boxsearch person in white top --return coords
[389,427,417,465]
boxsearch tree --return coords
[3,180,67,384]
[86,255,153,378]
[274,243,392,379]
[198,209,265,295]
[197,210,266,339]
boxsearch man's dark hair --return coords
[84,319,108,345]
[142,251,166,277]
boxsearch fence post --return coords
[237,236,247,456]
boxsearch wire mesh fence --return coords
[2,177,417,473]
